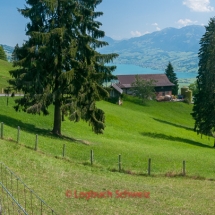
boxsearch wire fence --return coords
[0,182,28,215]
[0,162,58,215]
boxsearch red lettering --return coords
[144,191,150,198]
[127,191,135,197]
[136,192,143,198]
[65,190,72,198]
[115,190,128,198]
[115,190,121,198]
[98,192,106,198]
[79,191,87,199]
[66,190,149,199]
[91,191,98,198]
[107,190,113,198]
[74,190,78,198]
[85,191,91,200]
[128,191,143,198]
[121,190,128,198]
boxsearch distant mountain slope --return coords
[1,25,205,73]
[101,25,205,73]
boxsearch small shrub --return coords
[183,98,190,104]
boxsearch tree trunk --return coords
[62,110,65,121]
[52,101,62,135]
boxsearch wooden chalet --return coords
[110,74,175,98]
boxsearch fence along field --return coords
[0,121,211,180]
[0,162,58,215]
[2,94,215,214]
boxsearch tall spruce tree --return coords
[0,46,7,61]
[9,0,118,135]
[192,17,215,143]
[165,62,178,95]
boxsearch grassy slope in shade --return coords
[1,96,215,214]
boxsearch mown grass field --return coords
[0,60,213,214]
[0,94,215,214]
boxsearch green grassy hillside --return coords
[0,96,215,214]
[0,96,214,177]
[0,59,13,91]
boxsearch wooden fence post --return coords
[148,158,151,176]
[17,126,20,143]
[1,122,3,139]
[90,150,94,165]
[118,154,121,172]
[182,160,186,176]
[35,135,38,151]
[62,144,66,157]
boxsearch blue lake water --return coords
[112,64,197,79]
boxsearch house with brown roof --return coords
[110,74,175,98]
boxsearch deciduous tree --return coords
[188,80,198,97]
[165,62,178,95]
[131,75,156,103]
[9,0,118,135]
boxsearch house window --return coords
[112,90,115,97]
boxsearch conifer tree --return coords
[165,62,178,95]
[0,46,7,61]
[9,0,118,135]
[192,17,215,141]
[188,80,198,96]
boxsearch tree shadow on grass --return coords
[153,118,194,131]
[0,114,80,143]
[140,132,212,148]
